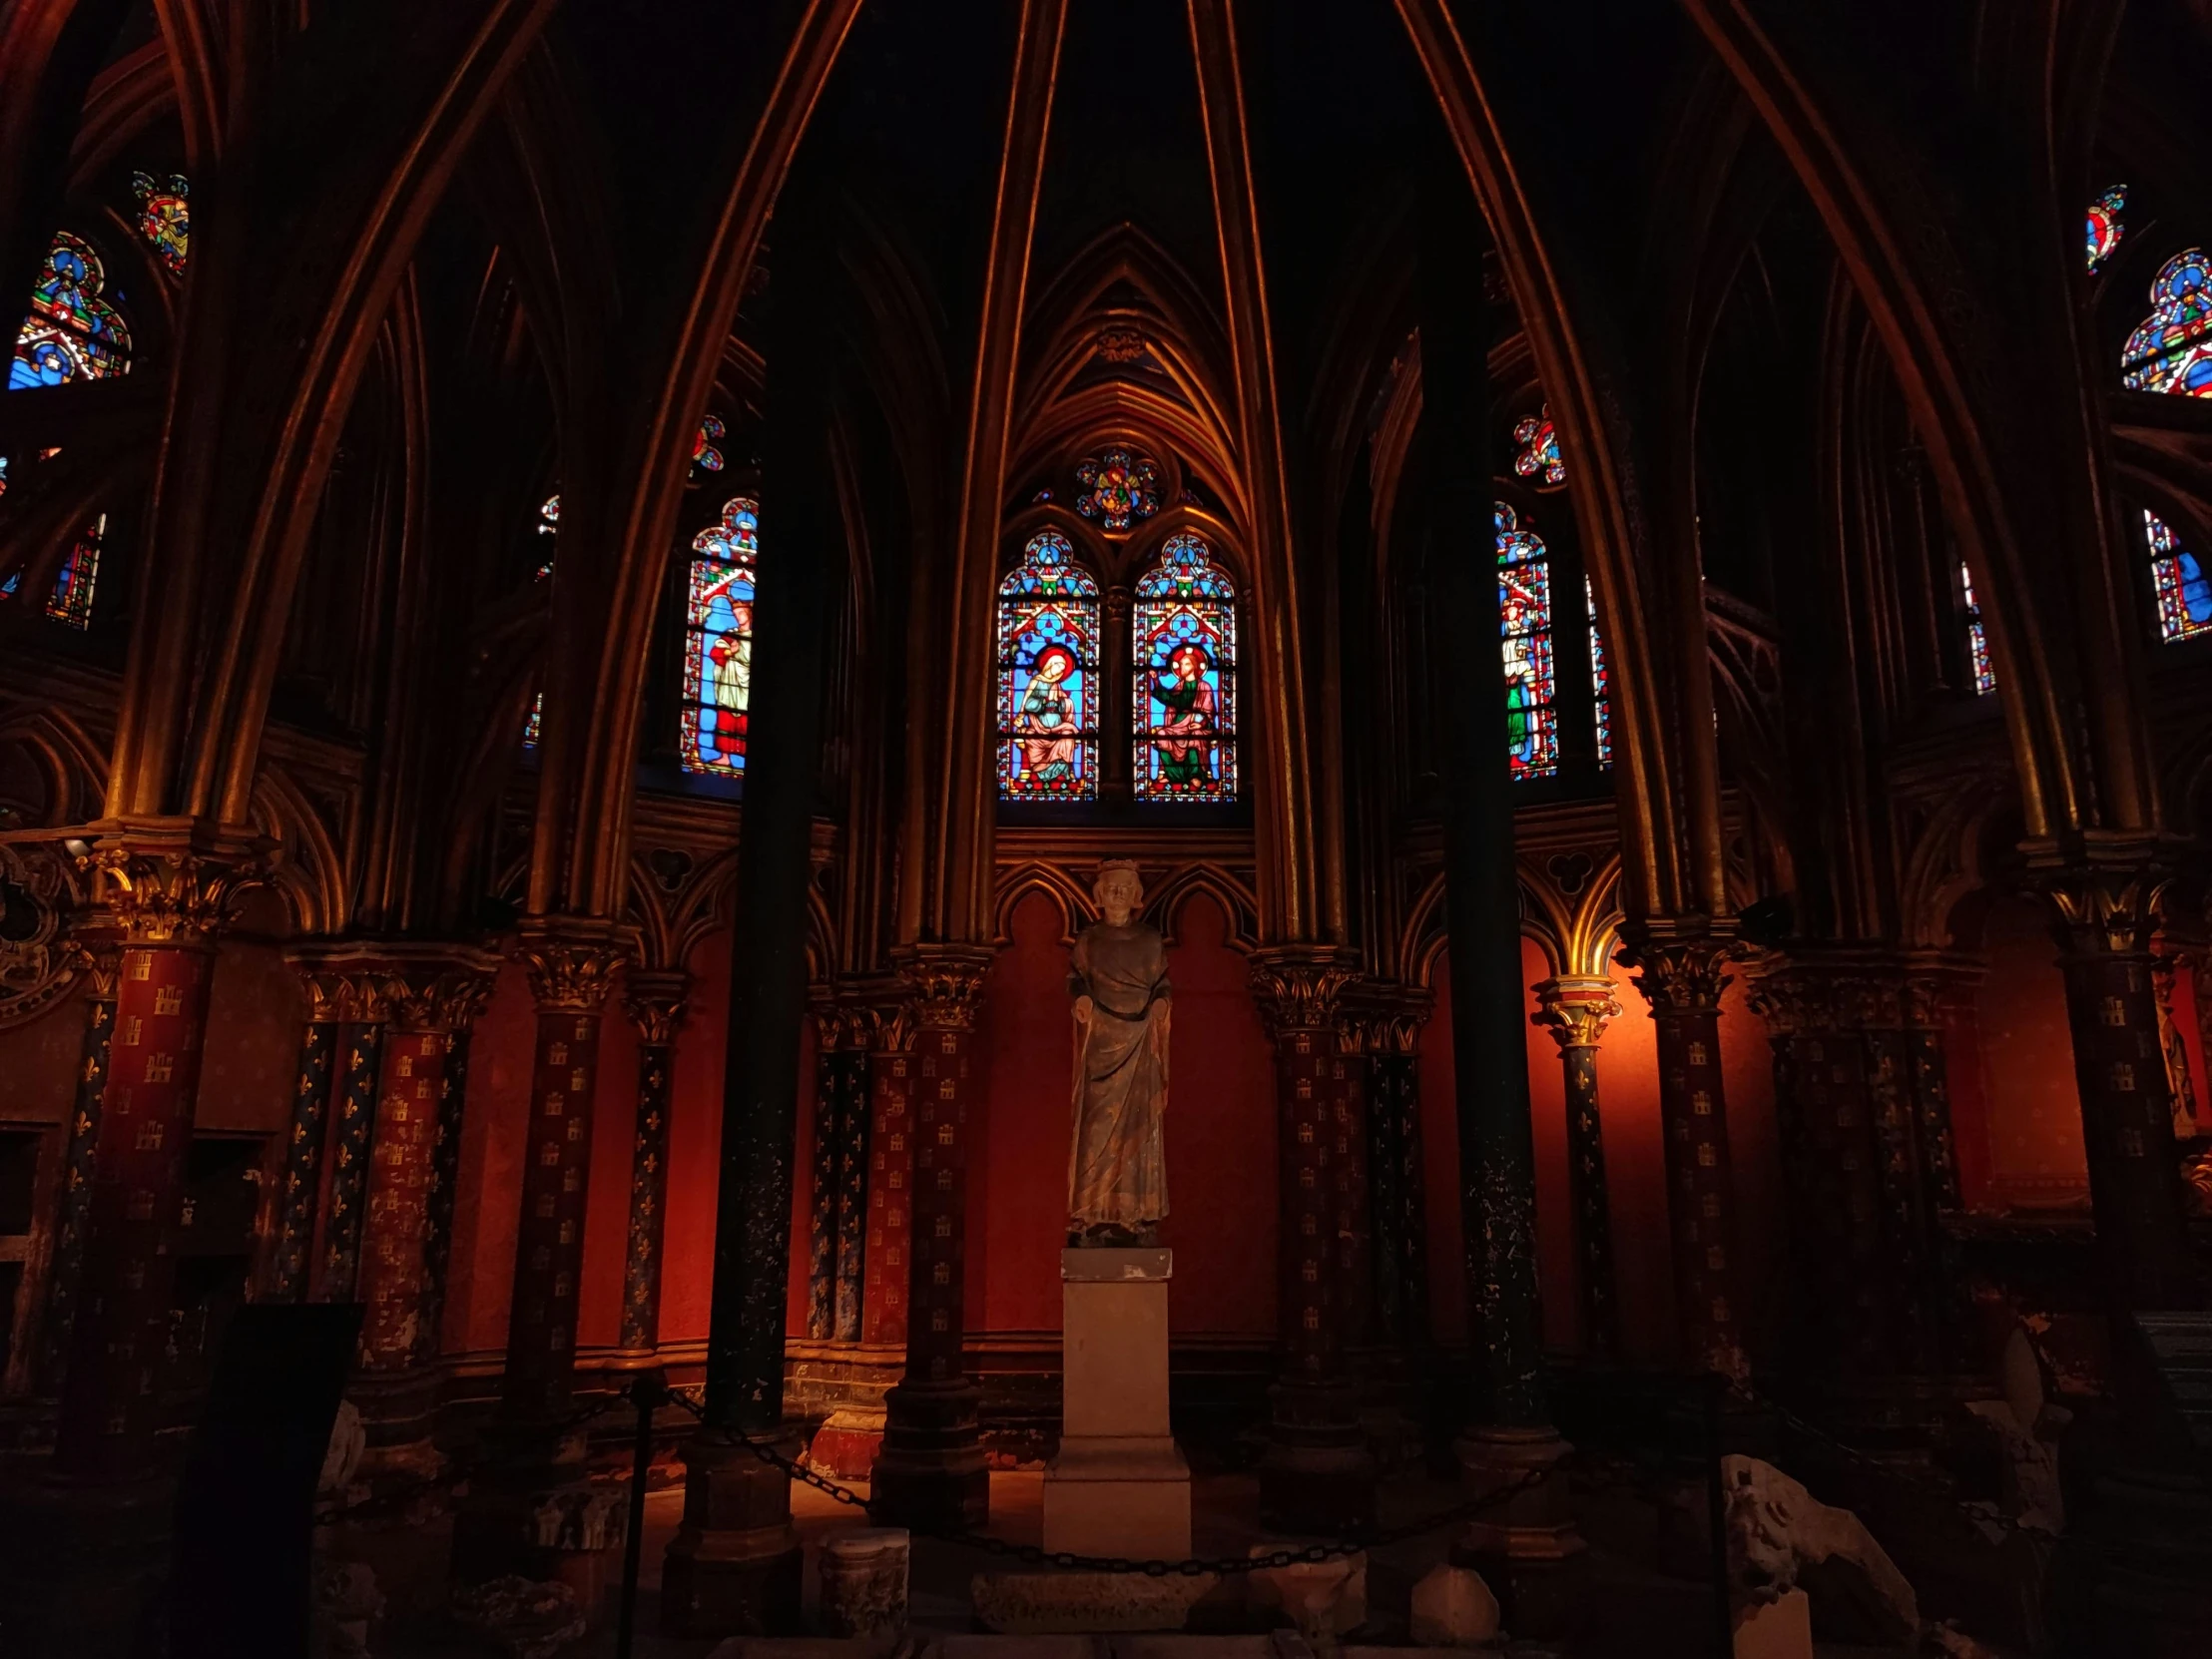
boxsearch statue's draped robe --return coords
[1068,921,1171,1230]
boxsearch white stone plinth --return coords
[1042,1248,1191,1560]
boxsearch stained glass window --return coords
[2085,185,2125,274]
[1075,448,1159,533]
[1496,503,1557,779]
[45,515,104,629]
[1585,574,1611,766]
[2121,249,2212,398]
[535,494,557,579]
[524,692,543,748]
[10,233,131,390]
[692,415,725,480]
[996,529,1098,801]
[1513,406,1565,486]
[1959,562,1996,694]
[130,172,190,276]
[2145,510,2212,644]
[1133,532,1237,803]
[683,497,759,777]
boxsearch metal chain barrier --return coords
[659,1384,1546,1577]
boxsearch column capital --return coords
[2023,832,2178,958]
[1247,946,1361,1040]
[288,939,502,1029]
[1529,975,1621,1051]
[73,818,267,947]
[1339,981,1433,1054]
[622,968,691,1045]
[889,944,993,1031]
[1616,922,1740,1014]
[513,916,631,1012]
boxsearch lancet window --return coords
[997,529,1099,801]
[2121,249,2212,398]
[10,233,131,390]
[1585,574,1612,766]
[1496,503,1558,779]
[682,496,760,777]
[2145,510,2212,644]
[1133,532,1238,803]
[1960,562,1996,694]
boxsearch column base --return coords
[1258,1377,1375,1534]
[1451,1427,1587,1640]
[660,1431,804,1637]
[349,1368,447,1487]
[810,1405,886,1479]
[450,1416,622,1611]
[871,1380,989,1532]
[0,1469,171,1659]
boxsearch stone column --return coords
[351,950,498,1478]
[268,969,345,1304]
[803,1003,869,1343]
[2031,846,2196,1311]
[1249,948,1374,1532]
[452,918,627,1588]
[37,943,119,1395]
[1357,990,1431,1354]
[54,835,258,1481]
[1531,976,1624,1360]
[1621,930,1750,1382]
[615,970,688,1363]
[315,1001,389,1304]
[419,1014,480,1368]
[869,945,993,1532]
[1100,583,1135,809]
[860,1005,917,1354]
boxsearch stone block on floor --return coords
[971,1570,1221,1634]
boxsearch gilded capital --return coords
[2026,836,2171,959]
[78,822,265,947]
[1617,926,1737,1015]
[622,969,691,1046]
[890,943,994,1031]
[514,917,631,1012]
[1530,975,1621,1051]
[1340,983,1432,1055]
[1247,947,1360,1041]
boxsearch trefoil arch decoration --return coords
[1495,502,1557,780]
[997,528,1099,801]
[2084,185,2125,274]
[1132,530,1237,803]
[682,496,760,777]
[10,233,132,390]
[1513,404,1565,486]
[2121,249,2212,398]
[692,415,726,481]
[131,173,192,276]
[2144,510,2212,644]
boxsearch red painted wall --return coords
[580,974,641,1351]
[0,988,90,1125]
[444,959,536,1356]
[1973,896,2088,1208]
[659,930,732,1348]
[196,939,302,1134]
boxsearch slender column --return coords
[55,835,257,1481]
[268,971,344,1303]
[1531,977,1624,1360]
[861,1007,917,1352]
[804,1006,846,1342]
[1099,583,1135,809]
[2031,846,2196,1312]
[1621,931,1750,1382]
[501,922,627,1421]
[830,1020,870,1344]
[616,970,688,1362]
[869,945,993,1531]
[37,945,119,1395]
[1358,992,1431,1352]
[1249,949,1373,1532]
[419,1018,478,1366]
[315,1008,389,1303]
[1418,167,1580,1624]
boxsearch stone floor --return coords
[339,1467,1855,1659]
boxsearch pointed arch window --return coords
[997,529,1099,801]
[2121,249,2212,398]
[2145,510,2212,644]
[1960,562,1997,693]
[1496,503,1558,779]
[10,233,130,390]
[2085,185,2126,273]
[682,496,759,777]
[1133,531,1238,803]
[131,173,191,276]
[1585,574,1612,766]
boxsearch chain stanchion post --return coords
[617,1370,667,1659]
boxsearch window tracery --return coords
[2121,249,2212,398]
[1513,406,1565,486]
[1075,448,1159,533]
[2145,510,2212,644]
[10,233,131,390]
[2085,185,2125,273]
[1133,532,1237,803]
[997,529,1098,801]
[131,173,191,276]
[682,496,760,777]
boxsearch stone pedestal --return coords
[660,1431,804,1636]
[1043,1248,1190,1560]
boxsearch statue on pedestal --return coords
[1067,861,1170,1246]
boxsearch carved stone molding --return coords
[1617,927,1738,1015]
[2025,835,2172,959]
[1530,975,1621,1051]
[0,841,91,1028]
[889,944,993,1032]
[1247,947,1361,1040]
[285,941,501,1030]
[1339,982,1432,1055]
[622,969,691,1046]
[78,821,266,946]
[513,916,631,1012]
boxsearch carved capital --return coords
[1247,947,1361,1040]
[1617,925,1737,1015]
[1530,975,1621,1051]
[513,917,631,1012]
[385,948,502,1033]
[78,821,265,946]
[622,969,691,1046]
[291,967,388,1024]
[2025,835,2172,959]
[1340,983,1433,1055]
[890,944,993,1032]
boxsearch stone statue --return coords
[1067,860,1171,1245]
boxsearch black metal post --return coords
[617,1369,665,1659]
